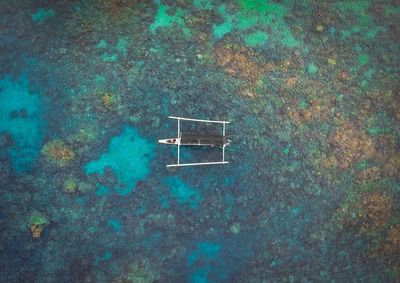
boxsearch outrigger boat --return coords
[159,116,231,167]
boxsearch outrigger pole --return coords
[159,116,231,168]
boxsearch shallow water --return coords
[1,0,399,282]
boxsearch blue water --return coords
[1,1,399,282]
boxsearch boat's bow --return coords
[158,138,179,145]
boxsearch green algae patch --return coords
[212,5,236,39]
[193,0,213,10]
[298,100,308,109]
[241,0,299,48]
[385,4,400,16]
[340,26,361,39]
[239,0,268,12]
[97,38,128,62]
[279,32,299,48]
[101,52,118,62]
[0,75,45,173]
[365,26,383,39]
[335,0,373,26]
[366,112,395,137]
[340,25,382,40]
[63,175,79,194]
[32,8,55,23]
[164,177,202,209]
[96,39,107,49]
[283,144,291,155]
[213,21,233,39]
[358,68,375,88]
[335,0,384,40]
[358,54,369,66]
[28,211,48,227]
[150,0,191,38]
[367,127,390,136]
[116,37,129,58]
[244,31,269,47]
[307,63,318,74]
[85,126,154,195]
[213,0,299,48]
[95,75,106,87]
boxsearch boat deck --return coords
[180,132,228,146]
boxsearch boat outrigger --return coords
[159,116,231,167]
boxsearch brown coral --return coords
[383,225,400,253]
[356,166,381,182]
[382,157,400,177]
[214,45,265,82]
[213,44,274,97]
[373,135,400,177]
[30,224,43,239]
[288,107,313,125]
[357,191,392,232]
[380,225,400,272]
[286,76,298,88]
[94,91,120,112]
[101,92,113,109]
[329,122,375,169]
[288,96,337,126]
[41,140,75,167]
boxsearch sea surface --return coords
[1,0,399,282]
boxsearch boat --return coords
[159,116,231,167]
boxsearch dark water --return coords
[1,0,400,282]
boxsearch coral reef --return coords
[357,191,393,232]
[63,175,78,194]
[288,96,337,126]
[41,140,75,167]
[383,225,400,254]
[356,166,380,182]
[100,92,114,109]
[27,211,48,239]
[373,135,400,177]
[30,224,43,238]
[1,0,399,282]
[213,44,275,98]
[338,191,393,233]
[214,44,269,84]
[115,258,160,283]
[329,122,375,170]
[367,224,400,275]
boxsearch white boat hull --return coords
[158,138,179,145]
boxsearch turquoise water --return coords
[1,0,400,282]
